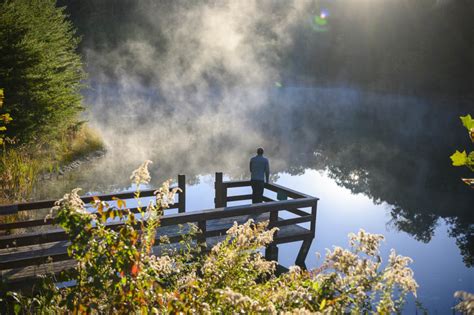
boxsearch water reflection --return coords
[33,87,474,267]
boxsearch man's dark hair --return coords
[257,147,264,155]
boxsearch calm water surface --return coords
[32,87,474,313]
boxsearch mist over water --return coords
[34,1,474,312]
[81,1,308,170]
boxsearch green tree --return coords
[0,0,85,144]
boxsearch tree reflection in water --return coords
[33,87,474,267]
[260,88,474,267]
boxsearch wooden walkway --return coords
[0,173,319,288]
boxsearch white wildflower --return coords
[349,229,384,256]
[216,287,259,308]
[149,255,174,276]
[46,188,88,221]
[289,265,302,274]
[154,179,181,209]
[454,291,474,314]
[130,160,152,185]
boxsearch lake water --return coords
[32,86,474,313]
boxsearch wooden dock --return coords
[0,172,319,288]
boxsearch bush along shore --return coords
[0,123,105,204]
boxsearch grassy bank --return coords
[57,123,104,165]
[0,124,104,204]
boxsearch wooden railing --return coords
[0,172,319,285]
[0,175,186,232]
[214,172,319,263]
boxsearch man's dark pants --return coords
[251,180,265,203]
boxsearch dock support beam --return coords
[295,238,312,269]
[265,210,279,261]
[296,200,318,269]
[178,174,186,213]
[265,244,279,262]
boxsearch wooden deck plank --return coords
[0,214,308,265]
[0,179,319,287]
[0,198,317,249]
[0,214,310,283]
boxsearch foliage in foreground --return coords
[451,114,474,188]
[450,115,474,313]
[454,291,474,315]
[0,162,419,314]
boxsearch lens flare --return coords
[311,8,329,32]
[320,9,329,19]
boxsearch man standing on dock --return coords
[250,147,270,203]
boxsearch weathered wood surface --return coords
[0,198,315,249]
[0,172,319,288]
[0,212,310,283]
[0,184,185,217]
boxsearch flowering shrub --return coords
[454,291,474,314]
[1,161,419,314]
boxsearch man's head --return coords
[257,147,264,155]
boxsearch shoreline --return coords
[38,148,107,181]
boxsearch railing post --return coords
[310,199,318,237]
[215,172,223,208]
[296,198,318,269]
[178,174,186,213]
[265,210,279,261]
[222,185,227,207]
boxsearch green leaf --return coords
[468,152,474,170]
[312,281,320,291]
[451,150,467,166]
[320,298,327,310]
[460,114,474,130]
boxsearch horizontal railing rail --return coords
[0,172,319,282]
[215,172,319,264]
[0,198,317,249]
[0,187,178,216]
[0,175,186,232]
[0,198,317,270]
